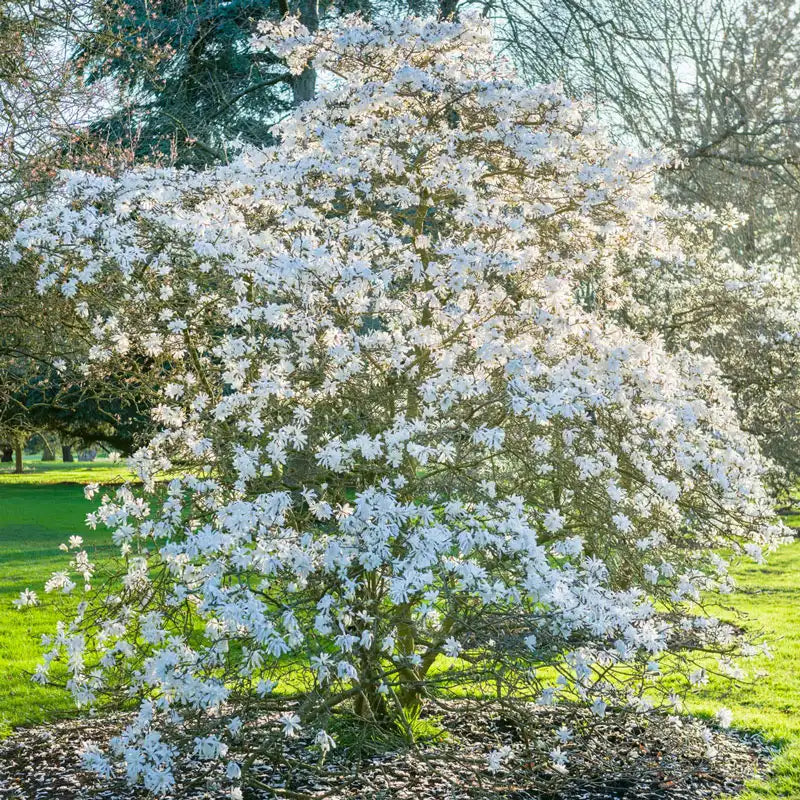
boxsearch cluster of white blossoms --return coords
[620,198,800,481]
[12,14,787,795]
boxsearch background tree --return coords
[73,0,290,167]
[0,0,161,458]
[72,0,356,167]
[468,0,800,480]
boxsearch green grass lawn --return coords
[688,542,800,799]
[0,482,110,733]
[1,467,799,797]
[0,454,136,485]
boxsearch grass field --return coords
[0,481,115,733]
[1,464,799,797]
[0,454,136,485]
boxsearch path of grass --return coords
[0,468,799,797]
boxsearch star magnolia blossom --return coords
[12,14,786,795]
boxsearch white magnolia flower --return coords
[12,588,39,609]
[716,707,733,729]
[314,729,336,755]
[194,735,228,760]
[556,726,573,743]
[442,637,462,658]
[543,508,566,533]
[486,745,513,774]
[279,713,302,738]
[225,761,241,780]
[590,699,607,718]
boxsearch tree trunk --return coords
[14,442,22,474]
[354,650,392,724]
[41,438,56,461]
[62,444,74,462]
[291,67,316,106]
[291,0,319,106]
[1,445,12,462]
[438,0,459,20]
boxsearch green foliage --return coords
[73,0,434,166]
[326,709,448,757]
[76,0,293,166]
[19,370,151,454]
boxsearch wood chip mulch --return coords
[0,703,773,800]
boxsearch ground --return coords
[1,456,799,798]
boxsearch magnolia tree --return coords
[621,206,800,486]
[12,15,786,796]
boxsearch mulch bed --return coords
[0,703,773,800]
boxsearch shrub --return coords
[13,15,785,795]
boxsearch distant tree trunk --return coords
[438,0,459,20]
[41,438,56,461]
[1,445,11,462]
[292,67,316,106]
[14,442,22,474]
[291,0,319,106]
[62,444,73,462]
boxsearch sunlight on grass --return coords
[0,483,105,733]
[685,542,800,799]
[0,455,137,485]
